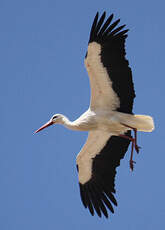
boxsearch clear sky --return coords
[0,0,164,229]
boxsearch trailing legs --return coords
[119,124,141,171]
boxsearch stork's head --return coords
[35,114,64,133]
[51,114,65,124]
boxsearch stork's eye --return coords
[53,115,58,119]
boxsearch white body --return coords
[64,109,154,134]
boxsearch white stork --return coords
[35,12,154,218]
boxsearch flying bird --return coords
[35,12,154,218]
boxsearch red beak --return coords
[35,121,54,133]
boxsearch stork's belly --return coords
[99,124,128,134]
[97,117,130,135]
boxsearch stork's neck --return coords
[61,113,96,131]
[61,116,80,131]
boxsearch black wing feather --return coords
[89,12,99,42]
[88,12,136,114]
[98,14,113,38]
[90,183,109,218]
[94,11,106,35]
[102,19,121,38]
[84,186,95,216]
[79,131,131,218]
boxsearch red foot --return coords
[130,160,136,171]
[135,145,141,154]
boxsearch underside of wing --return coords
[76,130,131,218]
[85,12,136,113]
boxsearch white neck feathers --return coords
[61,113,96,132]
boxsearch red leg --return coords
[119,123,142,171]
[119,134,136,171]
[134,128,141,153]
[120,123,141,153]
[130,141,136,171]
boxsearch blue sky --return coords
[0,0,164,229]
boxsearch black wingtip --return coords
[95,12,99,19]
[88,12,129,44]
[115,29,129,37]
[79,183,87,208]
[110,18,121,30]
[102,11,106,17]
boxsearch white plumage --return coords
[35,12,154,218]
[85,42,120,111]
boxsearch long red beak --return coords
[35,121,54,133]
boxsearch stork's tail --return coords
[131,115,155,132]
[117,113,155,132]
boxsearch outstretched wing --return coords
[85,12,135,113]
[76,130,131,218]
